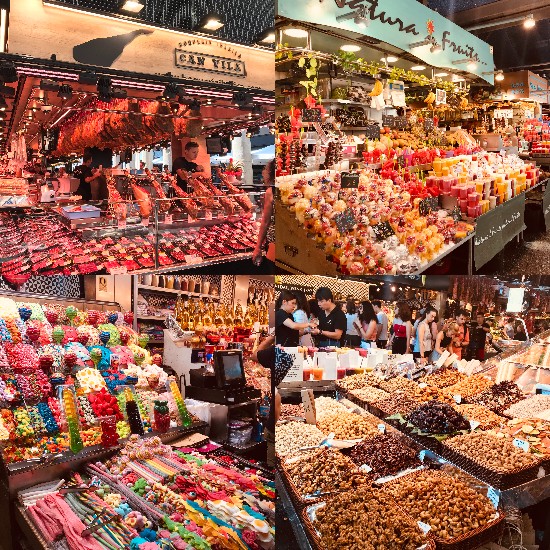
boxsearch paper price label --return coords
[205,211,213,220]
[378,423,386,434]
[513,438,530,452]
[359,464,373,473]
[417,521,431,534]
[164,214,173,224]
[487,486,500,508]
[453,394,462,404]
[301,389,317,425]
[108,266,128,275]
[469,420,480,431]
[419,450,426,462]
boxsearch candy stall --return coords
[0,282,275,549]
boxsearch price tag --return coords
[359,464,373,473]
[302,109,322,123]
[538,466,546,478]
[301,389,317,425]
[451,206,462,222]
[164,214,173,224]
[418,383,428,389]
[417,521,431,534]
[340,172,360,188]
[205,211,213,220]
[372,221,395,241]
[469,420,480,430]
[184,255,203,265]
[117,219,127,229]
[334,208,356,234]
[419,196,439,216]
[108,266,128,275]
[141,217,150,227]
[487,486,500,508]
[513,438,530,452]
[453,395,462,404]
[365,124,380,140]
[419,450,426,462]
[378,423,386,434]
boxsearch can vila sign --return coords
[175,50,246,77]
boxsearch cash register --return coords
[186,350,261,404]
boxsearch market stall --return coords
[0,275,275,548]
[275,274,550,549]
[274,1,549,275]
[0,0,275,279]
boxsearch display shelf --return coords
[15,504,49,550]
[276,472,313,550]
[137,284,221,299]
[137,314,167,320]
[132,252,253,274]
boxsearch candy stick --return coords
[123,387,144,435]
[61,386,84,453]
[168,377,192,427]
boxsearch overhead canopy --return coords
[277,0,495,84]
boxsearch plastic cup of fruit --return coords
[312,367,324,381]
[303,367,313,382]
[336,367,347,380]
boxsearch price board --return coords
[365,124,381,140]
[419,196,439,216]
[302,108,322,123]
[372,221,395,241]
[341,172,360,188]
[382,115,408,129]
[334,208,356,234]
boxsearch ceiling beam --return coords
[448,0,550,32]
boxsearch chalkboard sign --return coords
[451,206,462,222]
[397,156,405,168]
[424,118,435,132]
[419,196,439,216]
[372,221,395,241]
[382,115,408,129]
[302,109,322,122]
[365,124,380,140]
[334,208,356,234]
[341,172,360,188]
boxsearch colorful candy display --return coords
[168,378,192,427]
[60,386,84,453]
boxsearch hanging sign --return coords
[278,0,494,83]
[9,0,273,91]
[435,89,446,105]
[494,109,513,119]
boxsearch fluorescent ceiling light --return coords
[434,72,448,77]
[120,0,144,13]
[340,44,361,52]
[195,13,225,32]
[256,29,275,44]
[467,62,478,71]
[381,56,398,63]
[495,71,505,81]
[411,65,426,71]
[524,14,536,29]
[283,28,309,38]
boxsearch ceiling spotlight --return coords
[384,55,398,63]
[283,28,309,38]
[430,43,442,53]
[0,96,7,111]
[524,14,536,29]
[162,82,179,101]
[411,65,426,71]
[495,70,505,81]
[195,13,225,32]
[467,61,478,71]
[340,44,361,52]
[0,61,17,83]
[57,84,73,100]
[120,0,144,13]
[255,28,275,45]
[409,39,431,49]
[434,72,448,77]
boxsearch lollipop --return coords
[138,334,149,348]
[124,312,134,325]
[52,326,65,345]
[120,333,130,346]
[65,306,78,326]
[45,310,59,325]
[26,325,40,344]
[18,307,32,323]
[87,310,100,327]
[152,354,162,367]
[99,331,111,347]
[39,355,54,374]
[107,312,119,325]
[77,333,89,346]
[64,352,78,373]
[90,348,102,369]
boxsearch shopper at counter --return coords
[389,302,412,354]
[172,141,208,193]
[451,309,470,360]
[345,300,361,348]
[432,321,460,362]
[293,290,314,347]
[74,154,102,201]
[373,300,388,349]
[515,323,528,341]
[470,313,491,360]
[415,306,437,364]
[275,290,314,347]
[355,301,378,347]
[311,287,347,348]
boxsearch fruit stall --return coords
[275,2,549,275]
[0,0,276,280]
[275,275,550,550]
[0,276,275,549]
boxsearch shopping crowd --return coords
[275,286,533,365]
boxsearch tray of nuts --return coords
[452,403,506,430]
[316,410,381,441]
[349,385,390,413]
[381,470,504,550]
[469,381,524,415]
[334,372,384,393]
[275,421,325,459]
[377,391,421,416]
[304,485,436,550]
[487,418,550,461]
[442,375,494,402]
[280,447,373,506]
[442,431,543,490]
[378,375,419,394]
[420,367,467,389]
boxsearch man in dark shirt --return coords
[172,141,207,193]
[74,153,101,201]
[469,313,490,360]
[311,287,347,347]
[275,290,312,347]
